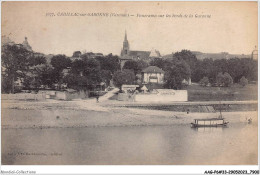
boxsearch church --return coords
[120,31,161,68]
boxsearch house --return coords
[141,66,164,84]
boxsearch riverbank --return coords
[1,99,258,129]
[2,99,258,165]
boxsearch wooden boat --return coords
[190,118,229,128]
[191,101,229,128]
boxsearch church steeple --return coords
[121,30,130,56]
[124,30,127,41]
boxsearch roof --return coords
[142,66,165,73]
[194,118,225,121]
[128,51,151,59]
[141,85,148,91]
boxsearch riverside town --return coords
[1,1,258,169]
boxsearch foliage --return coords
[136,60,149,72]
[112,70,135,90]
[27,55,46,66]
[101,70,112,86]
[173,50,197,81]
[51,55,71,73]
[199,77,209,87]
[2,42,257,93]
[164,59,191,89]
[50,55,72,88]
[1,44,32,93]
[216,72,233,87]
[1,73,13,93]
[239,76,248,87]
[63,74,79,90]
[193,57,257,84]
[149,57,170,70]
[123,60,149,75]
[65,57,102,90]
[95,54,120,74]
[123,60,139,74]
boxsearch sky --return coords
[1,1,258,56]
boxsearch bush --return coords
[199,77,209,86]
[216,72,233,87]
[239,76,248,87]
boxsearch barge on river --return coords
[190,118,229,128]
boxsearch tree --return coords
[199,77,209,87]
[50,55,72,88]
[123,60,139,75]
[227,58,243,83]
[27,55,46,67]
[173,50,198,81]
[22,64,54,90]
[193,58,215,83]
[51,55,71,73]
[66,57,102,90]
[123,60,149,75]
[101,70,112,86]
[149,57,167,69]
[1,44,32,93]
[112,70,135,91]
[63,74,79,90]
[239,58,257,82]
[1,73,13,93]
[216,72,233,87]
[239,76,248,87]
[81,57,102,85]
[213,59,228,75]
[164,59,191,89]
[136,60,149,73]
[95,54,120,74]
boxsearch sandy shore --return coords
[1,99,258,129]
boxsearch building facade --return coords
[141,66,164,84]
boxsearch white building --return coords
[141,66,164,84]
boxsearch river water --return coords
[2,119,257,165]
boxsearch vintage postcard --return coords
[1,1,259,174]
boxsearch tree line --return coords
[1,44,120,93]
[1,43,257,94]
[152,50,257,87]
[114,50,257,89]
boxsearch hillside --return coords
[163,51,251,60]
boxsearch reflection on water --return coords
[192,126,226,132]
[2,123,258,165]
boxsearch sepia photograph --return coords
[1,1,259,173]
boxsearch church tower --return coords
[22,37,32,51]
[121,31,130,56]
